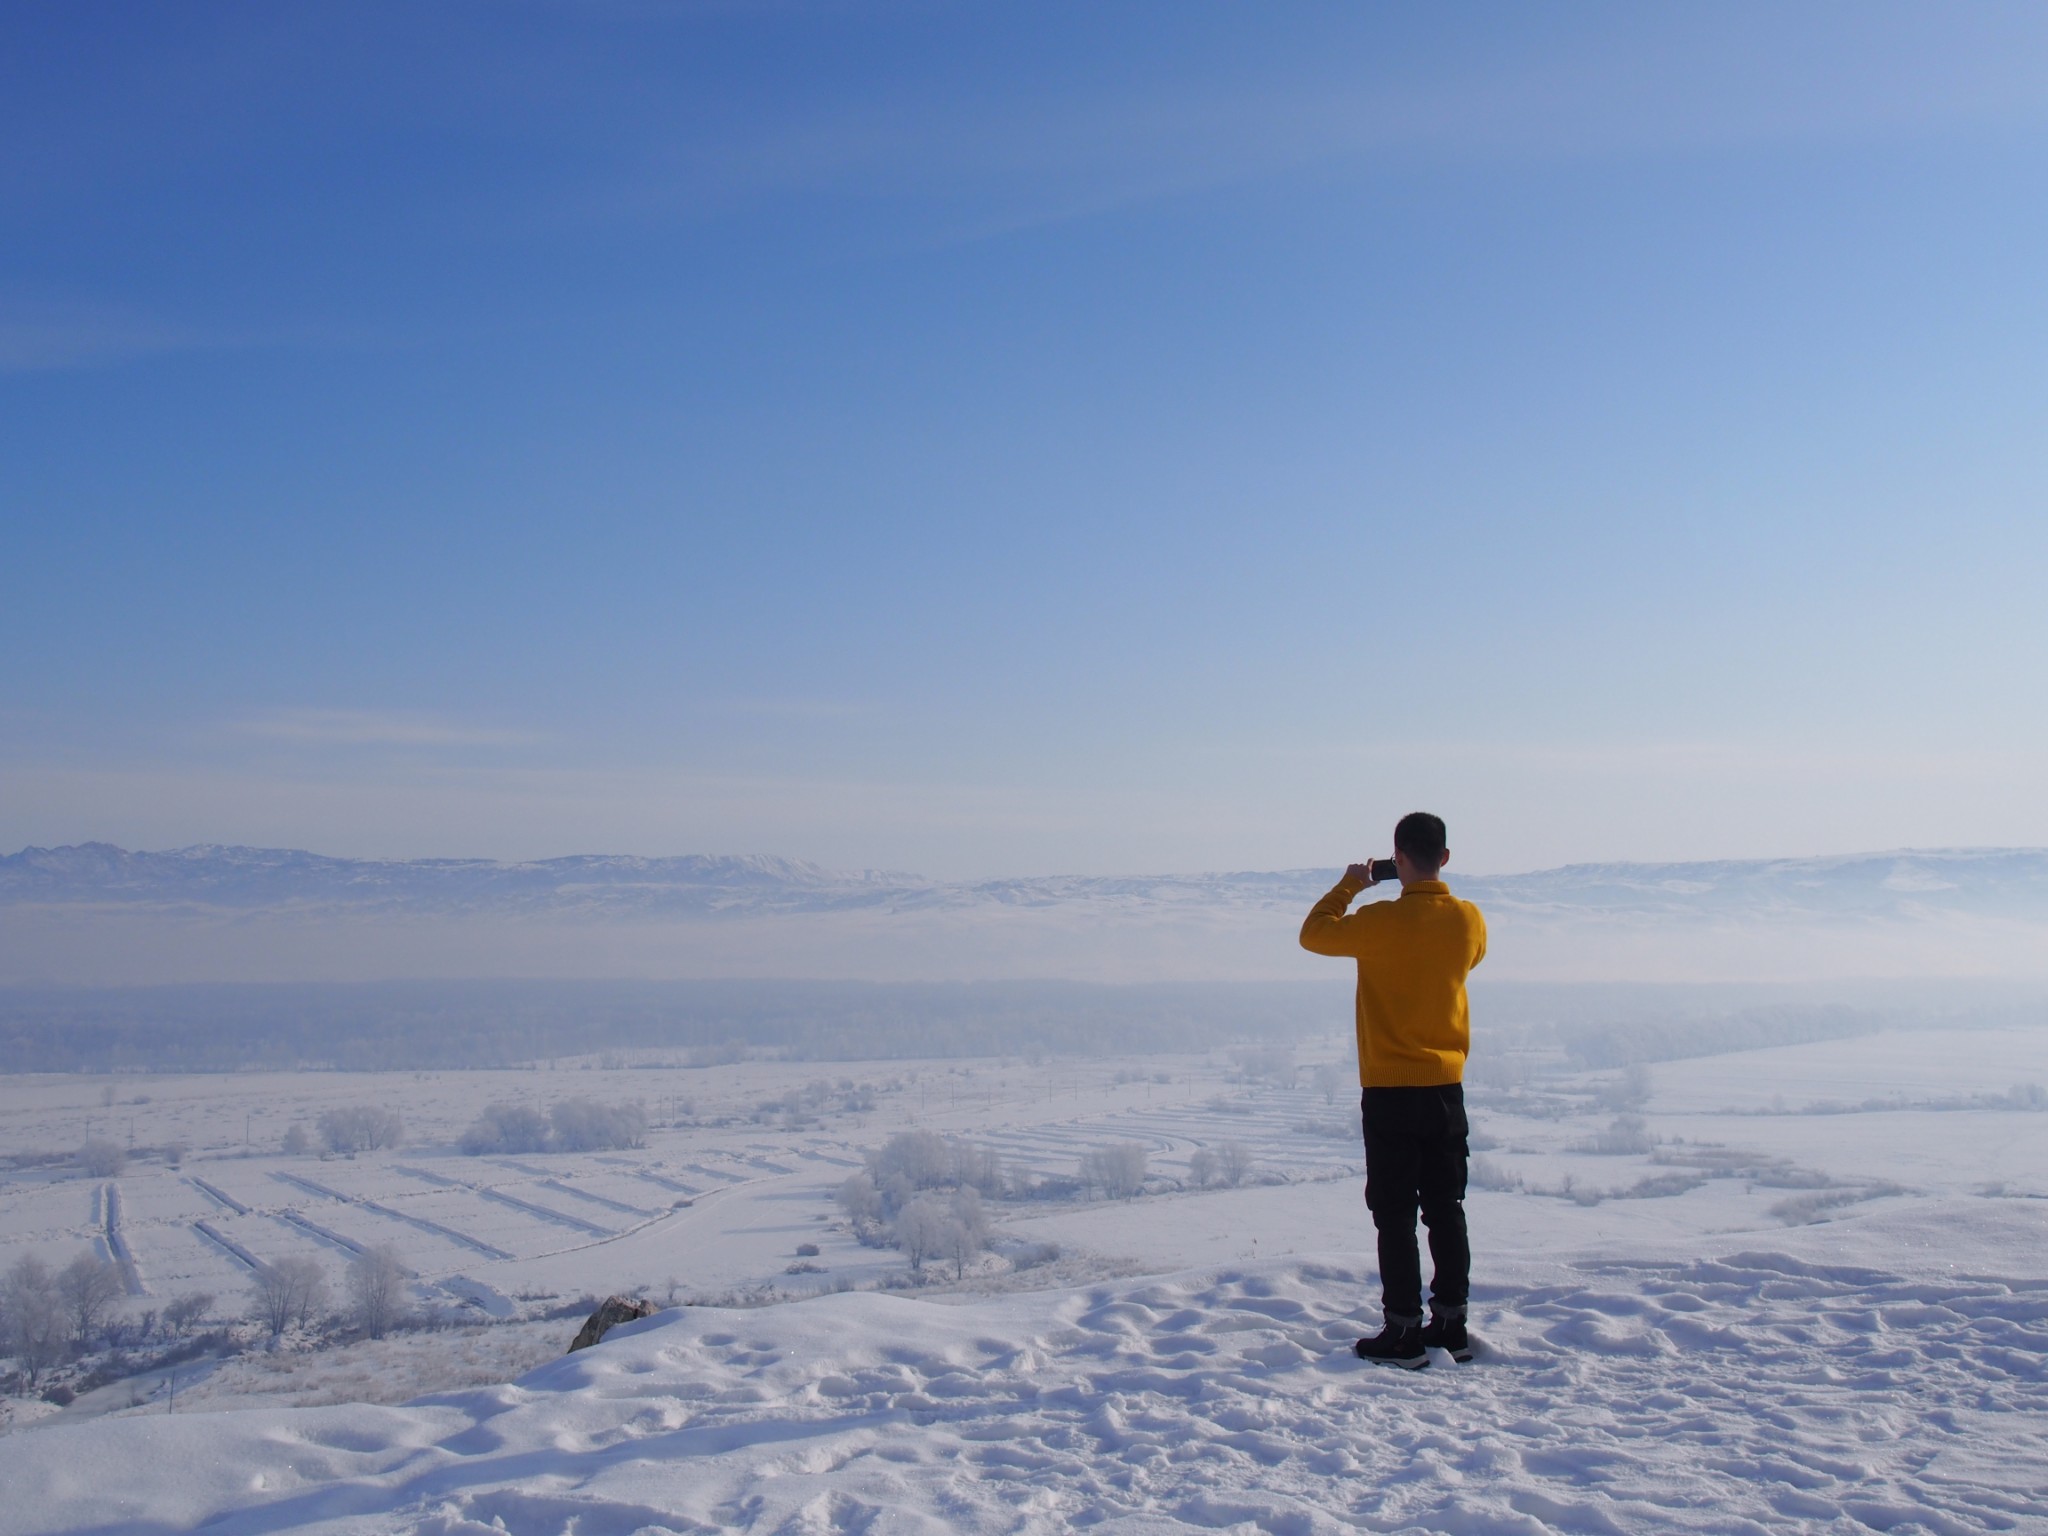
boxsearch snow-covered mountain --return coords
[7,841,2046,921]
[4,843,2046,986]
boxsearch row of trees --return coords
[834,1130,1256,1278]
[248,1245,410,1339]
[3,1251,132,1387]
[2,1243,415,1393]
[459,1097,648,1155]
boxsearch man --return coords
[1300,811,1487,1369]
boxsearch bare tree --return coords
[57,1252,125,1346]
[162,1292,213,1337]
[250,1256,329,1337]
[2,1256,66,1387]
[78,1139,126,1177]
[345,1245,409,1339]
[1188,1148,1218,1188]
[1217,1140,1255,1188]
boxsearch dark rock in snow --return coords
[568,1295,659,1353]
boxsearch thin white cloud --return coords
[584,5,2048,244]
[230,709,539,748]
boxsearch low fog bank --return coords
[2,976,2040,1077]
[0,979,1347,1074]
[7,845,2048,987]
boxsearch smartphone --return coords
[1368,858,1398,883]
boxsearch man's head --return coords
[1392,811,1448,883]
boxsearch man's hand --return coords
[1345,862,1376,888]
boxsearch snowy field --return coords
[3,1020,2046,1533]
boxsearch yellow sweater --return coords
[1299,878,1487,1087]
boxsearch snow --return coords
[4,1233,2045,1535]
[4,1029,2047,1531]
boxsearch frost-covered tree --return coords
[281,1124,311,1156]
[250,1255,329,1337]
[345,1245,409,1339]
[56,1251,124,1346]
[317,1106,404,1156]
[1081,1144,1147,1199]
[2,1256,66,1387]
[77,1138,126,1177]
[836,1172,883,1226]
[461,1102,551,1155]
[893,1196,951,1272]
[938,1216,977,1281]
[549,1097,646,1152]
[1312,1062,1350,1106]
[1217,1140,1255,1188]
[1188,1148,1218,1188]
[866,1131,1003,1200]
[949,1186,990,1247]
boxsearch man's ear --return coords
[1440,850,1450,871]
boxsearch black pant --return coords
[1361,1084,1469,1324]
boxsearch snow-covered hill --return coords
[5,843,2047,984]
[5,1235,2044,1535]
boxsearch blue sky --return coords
[3,2,2046,877]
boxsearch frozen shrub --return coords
[549,1097,646,1152]
[1232,1047,1297,1087]
[163,1291,213,1336]
[1188,1148,1218,1188]
[461,1102,550,1155]
[281,1124,311,1156]
[795,1242,821,1257]
[1080,1143,1147,1199]
[1589,1115,1654,1155]
[1216,1141,1255,1188]
[318,1106,404,1155]
[1601,1064,1655,1111]
[78,1138,126,1177]
[1008,1240,1061,1271]
[1469,1155,1521,1191]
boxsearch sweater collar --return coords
[1400,880,1450,895]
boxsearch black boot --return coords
[1421,1311,1472,1363]
[1353,1320,1428,1369]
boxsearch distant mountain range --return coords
[4,841,2047,922]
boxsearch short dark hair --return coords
[1394,811,1447,867]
